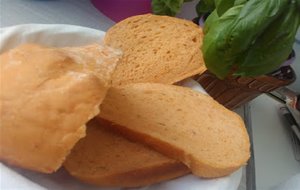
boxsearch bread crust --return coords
[64,119,189,187]
[74,161,189,187]
[0,44,120,173]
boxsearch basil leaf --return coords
[235,1,300,76]
[203,10,219,34]
[202,5,243,79]
[152,0,184,16]
[203,0,291,79]
[234,0,248,6]
[214,0,235,16]
[196,0,215,17]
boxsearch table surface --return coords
[1,0,300,190]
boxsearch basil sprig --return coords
[203,0,300,79]
[151,0,193,16]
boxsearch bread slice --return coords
[0,43,120,173]
[99,83,250,178]
[64,118,189,187]
[105,14,206,86]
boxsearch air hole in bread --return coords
[105,14,206,85]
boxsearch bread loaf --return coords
[105,14,206,86]
[0,43,120,173]
[99,83,250,178]
[64,118,189,187]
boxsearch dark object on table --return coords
[196,66,296,110]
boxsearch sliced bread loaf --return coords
[99,83,250,178]
[105,14,206,86]
[0,43,120,173]
[64,118,189,187]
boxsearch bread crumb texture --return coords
[105,14,206,86]
[99,83,250,178]
[64,118,189,187]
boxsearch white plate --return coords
[0,24,243,190]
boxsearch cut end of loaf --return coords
[99,83,250,178]
[104,14,206,86]
[64,118,189,187]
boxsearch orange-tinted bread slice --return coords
[64,118,189,187]
[99,83,250,178]
[105,14,206,86]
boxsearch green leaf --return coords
[151,0,184,16]
[203,10,219,34]
[196,0,215,17]
[202,5,243,79]
[202,0,291,79]
[227,0,289,56]
[235,1,300,76]
[214,0,235,16]
[234,0,248,6]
